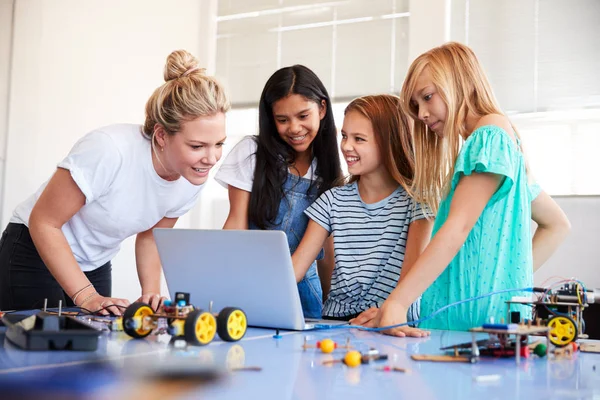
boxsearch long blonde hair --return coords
[344,95,414,194]
[142,50,230,151]
[401,42,520,215]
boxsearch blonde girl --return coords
[354,42,570,334]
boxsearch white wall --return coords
[408,0,450,61]
[534,196,600,289]
[0,0,14,219]
[1,0,216,300]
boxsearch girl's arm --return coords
[349,218,433,326]
[317,235,335,302]
[222,186,250,230]
[135,216,178,310]
[292,220,329,283]
[397,218,434,283]
[377,172,502,336]
[29,168,130,315]
[530,191,571,271]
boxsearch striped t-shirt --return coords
[305,181,426,319]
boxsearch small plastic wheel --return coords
[548,315,578,347]
[184,309,216,346]
[217,307,247,342]
[123,302,155,338]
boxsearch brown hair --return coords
[344,94,415,194]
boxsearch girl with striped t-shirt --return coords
[291,95,433,330]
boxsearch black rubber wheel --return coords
[184,309,216,346]
[548,315,578,347]
[217,307,247,342]
[123,302,154,338]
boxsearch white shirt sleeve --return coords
[214,136,257,193]
[57,130,122,204]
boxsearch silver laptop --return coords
[154,228,348,330]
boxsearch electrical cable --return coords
[315,286,535,332]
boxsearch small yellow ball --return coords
[319,339,335,354]
[344,351,362,368]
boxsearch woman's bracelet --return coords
[77,291,99,307]
[71,283,94,304]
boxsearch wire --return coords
[76,304,128,316]
[539,275,569,288]
[315,286,535,332]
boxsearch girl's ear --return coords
[319,99,327,120]
[153,124,168,149]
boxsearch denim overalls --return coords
[250,172,324,318]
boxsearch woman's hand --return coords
[80,293,130,316]
[375,301,430,338]
[136,292,167,311]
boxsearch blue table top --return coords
[1,321,599,400]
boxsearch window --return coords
[216,0,410,105]
[212,0,600,214]
[451,0,600,194]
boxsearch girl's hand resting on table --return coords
[349,307,379,327]
[351,302,431,338]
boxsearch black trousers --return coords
[0,223,111,311]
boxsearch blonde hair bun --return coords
[142,49,229,137]
[163,49,206,82]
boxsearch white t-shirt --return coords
[11,124,204,272]
[215,135,317,191]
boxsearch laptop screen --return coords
[154,228,307,330]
